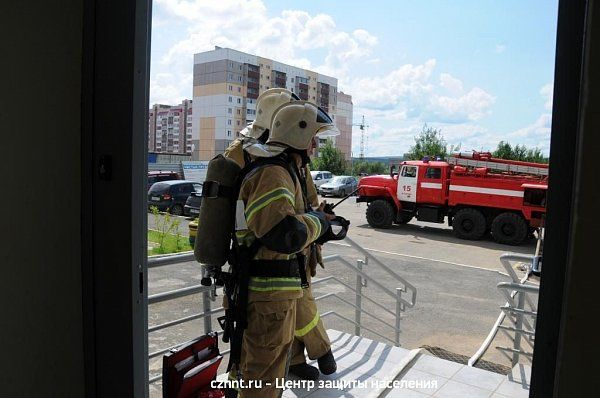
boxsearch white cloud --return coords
[151,0,379,104]
[504,113,552,153]
[439,73,463,95]
[347,60,495,124]
[540,82,553,111]
[353,29,378,46]
[497,83,554,155]
[351,121,493,157]
[150,73,193,105]
[428,87,495,122]
[495,44,506,54]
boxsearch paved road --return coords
[147,195,538,394]
[324,196,536,272]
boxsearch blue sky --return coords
[151,0,558,156]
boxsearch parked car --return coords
[148,180,202,216]
[310,170,333,191]
[319,175,358,197]
[184,189,203,217]
[148,170,180,190]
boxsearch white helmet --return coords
[241,88,300,139]
[248,101,338,157]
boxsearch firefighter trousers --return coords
[290,279,331,366]
[239,299,296,398]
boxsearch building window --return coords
[228,108,232,114]
[228,96,232,102]
[291,78,294,83]
[237,120,240,126]
[237,98,241,104]
[238,87,241,92]
[229,85,233,91]
[228,119,232,125]
[237,109,241,115]
[227,130,232,137]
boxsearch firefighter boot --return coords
[317,349,337,375]
[288,363,320,381]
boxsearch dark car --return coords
[183,190,203,217]
[148,170,180,190]
[148,180,202,216]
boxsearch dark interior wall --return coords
[0,1,85,396]
[554,0,600,395]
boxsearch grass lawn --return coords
[148,229,192,256]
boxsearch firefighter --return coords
[288,138,337,380]
[233,101,339,398]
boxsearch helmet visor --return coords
[315,106,338,137]
[315,124,339,138]
[316,106,334,124]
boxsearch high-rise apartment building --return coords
[192,47,352,161]
[148,99,193,154]
[334,91,353,161]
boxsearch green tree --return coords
[405,124,448,160]
[493,141,548,163]
[493,141,514,159]
[513,144,527,161]
[310,139,347,175]
[525,148,546,163]
[350,160,387,176]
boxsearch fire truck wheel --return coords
[491,212,528,245]
[452,208,486,240]
[366,200,395,228]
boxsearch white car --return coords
[310,171,333,190]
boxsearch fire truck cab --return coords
[357,152,548,245]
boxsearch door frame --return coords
[81,0,152,396]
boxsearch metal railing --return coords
[468,253,539,367]
[146,236,417,385]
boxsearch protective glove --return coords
[315,216,350,245]
[316,244,324,269]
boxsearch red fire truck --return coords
[356,151,548,245]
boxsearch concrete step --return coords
[281,330,530,398]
